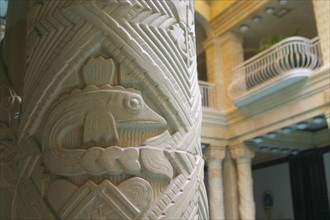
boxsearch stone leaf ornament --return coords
[15,0,208,219]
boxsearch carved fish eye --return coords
[124,94,144,113]
[129,98,140,108]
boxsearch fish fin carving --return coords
[83,106,118,146]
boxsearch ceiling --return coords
[232,0,318,60]
[249,115,329,165]
[195,0,319,80]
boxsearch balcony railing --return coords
[199,81,216,109]
[228,37,322,104]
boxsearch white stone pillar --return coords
[205,146,226,220]
[223,146,239,220]
[231,143,255,220]
[312,0,330,66]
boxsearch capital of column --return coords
[204,146,226,163]
[203,36,221,50]
[203,32,244,51]
[218,31,244,45]
[230,143,255,163]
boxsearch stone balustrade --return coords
[228,36,322,101]
[199,80,216,108]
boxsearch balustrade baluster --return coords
[199,81,216,108]
[228,37,322,100]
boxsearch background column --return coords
[231,143,256,220]
[312,0,330,66]
[223,146,239,220]
[204,37,222,111]
[205,146,226,219]
[204,32,244,112]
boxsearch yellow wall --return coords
[210,0,237,20]
[195,0,210,21]
[195,0,238,21]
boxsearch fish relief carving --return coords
[41,57,168,176]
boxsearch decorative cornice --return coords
[209,0,271,37]
[202,108,227,127]
[324,88,330,104]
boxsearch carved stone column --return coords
[0,84,21,220]
[205,146,226,219]
[204,32,244,112]
[312,0,330,66]
[15,1,208,219]
[231,143,255,220]
[223,146,239,220]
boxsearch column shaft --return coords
[231,144,255,220]
[204,37,223,111]
[236,158,255,220]
[205,147,226,219]
[208,159,225,219]
[204,32,244,112]
[223,147,239,220]
[312,0,330,66]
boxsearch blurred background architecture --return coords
[195,0,330,219]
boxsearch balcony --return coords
[199,81,216,109]
[228,37,322,107]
